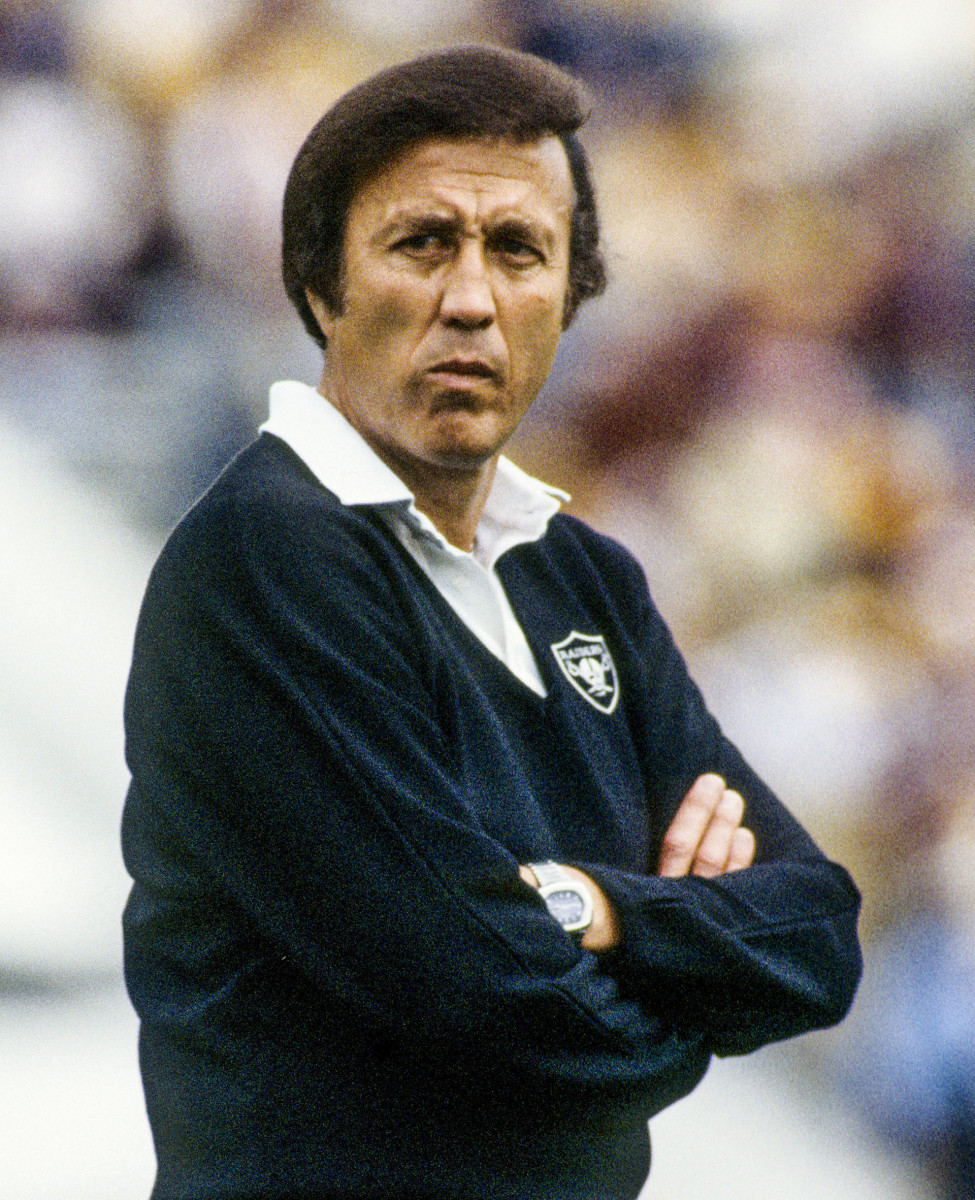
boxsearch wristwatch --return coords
[527,860,594,942]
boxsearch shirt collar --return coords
[260,379,412,506]
[259,380,568,565]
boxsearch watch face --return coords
[545,888,586,926]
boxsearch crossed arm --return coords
[520,773,756,953]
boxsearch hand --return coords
[657,773,756,878]
[519,774,753,951]
[519,863,621,954]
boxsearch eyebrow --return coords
[376,206,558,252]
[384,212,462,238]
[491,214,555,246]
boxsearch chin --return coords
[426,441,500,472]
[426,417,510,468]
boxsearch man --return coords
[122,45,862,1200]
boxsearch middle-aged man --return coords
[122,45,863,1200]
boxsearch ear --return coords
[305,288,336,342]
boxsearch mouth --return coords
[425,358,499,388]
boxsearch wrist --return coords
[526,860,594,942]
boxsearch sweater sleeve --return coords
[121,472,710,1117]
[572,551,862,1057]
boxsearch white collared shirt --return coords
[259,380,569,696]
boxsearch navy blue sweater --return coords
[122,433,862,1200]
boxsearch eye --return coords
[393,232,450,258]
[493,234,544,267]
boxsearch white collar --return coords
[259,380,568,567]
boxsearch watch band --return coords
[527,860,594,940]
[527,860,572,889]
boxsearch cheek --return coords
[510,293,565,377]
[344,284,410,352]
[358,268,435,338]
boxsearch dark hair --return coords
[282,44,606,348]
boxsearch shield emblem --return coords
[550,631,619,714]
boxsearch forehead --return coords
[348,135,575,231]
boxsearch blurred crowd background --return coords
[2,1,974,1197]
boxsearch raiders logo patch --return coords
[550,631,619,714]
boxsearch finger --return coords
[657,774,726,877]
[690,788,746,878]
[725,826,756,873]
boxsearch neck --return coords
[314,376,497,552]
[392,454,497,553]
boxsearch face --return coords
[307,135,574,485]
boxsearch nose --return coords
[438,241,496,329]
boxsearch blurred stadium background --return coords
[1,1,974,1197]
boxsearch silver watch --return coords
[527,860,594,941]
